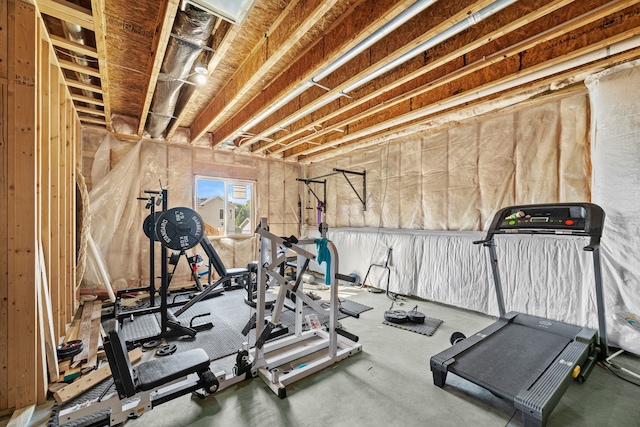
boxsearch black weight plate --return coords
[142,212,162,240]
[155,207,204,250]
[407,310,426,324]
[142,340,161,350]
[450,331,466,346]
[156,344,178,357]
[384,310,408,324]
[57,340,84,359]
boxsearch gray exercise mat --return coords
[382,316,443,336]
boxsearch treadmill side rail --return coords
[515,338,595,427]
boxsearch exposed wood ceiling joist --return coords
[35,0,640,164]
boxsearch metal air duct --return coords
[145,6,216,138]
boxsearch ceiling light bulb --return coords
[194,73,207,85]
[194,62,208,75]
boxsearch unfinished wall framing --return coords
[0,0,80,413]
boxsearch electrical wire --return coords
[599,361,640,387]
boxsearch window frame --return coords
[194,175,255,239]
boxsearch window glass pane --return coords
[195,176,253,237]
[227,183,252,235]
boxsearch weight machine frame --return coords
[251,218,362,398]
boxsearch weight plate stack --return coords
[142,212,162,240]
[383,310,409,324]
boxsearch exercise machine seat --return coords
[200,237,248,277]
[104,319,211,398]
[137,348,210,391]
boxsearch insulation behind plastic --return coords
[586,60,640,355]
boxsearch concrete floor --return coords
[10,284,640,427]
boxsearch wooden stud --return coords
[136,0,180,136]
[71,93,104,106]
[78,115,106,125]
[64,78,103,94]
[0,78,8,414]
[75,105,105,116]
[49,64,61,340]
[7,0,39,408]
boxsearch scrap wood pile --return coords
[47,299,142,405]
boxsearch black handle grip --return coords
[336,273,356,283]
[339,307,359,319]
[336,328,359,342]
[473,238,491,245]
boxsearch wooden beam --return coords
[64,78,102,94]
[276,0,635,158]
[190,0,343,143]
[53,348,143,404]
[136,0,180,136]
[71,93,104,106]
[264,0,581,156]
[57,58,101,77]
[36,0,94,31]
[7,0,39,408]
[90,0,112,130]
[236,0,497,150]
[49,33,98,58]
[75,105,105,116]
[78,116,106,125]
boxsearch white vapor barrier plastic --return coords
[328,228,600,337]
[82,135,301,290]
[586,59,640,355]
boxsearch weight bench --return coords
[200,237,250,291]
[57,319,219,426]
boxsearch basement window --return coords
[194,176,254,237]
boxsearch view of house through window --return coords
[195,176,254,237]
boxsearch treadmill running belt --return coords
[451,323,572,400]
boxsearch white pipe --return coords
[247,0,515,149]
[87,234,116,302]
[296,34,640,159]
[312,0,438,83]
[342,0,518,93]
[239,0,438,143]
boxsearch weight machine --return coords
[248,218,362,398]
[112,188,213,347]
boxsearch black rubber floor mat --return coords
[166,290,372,361]
[382,316,443,336]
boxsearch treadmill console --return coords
[480,203,605,249]
[499,206,587,232]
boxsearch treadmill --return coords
[430,203,608,427]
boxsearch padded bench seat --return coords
[137,348,210,391]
